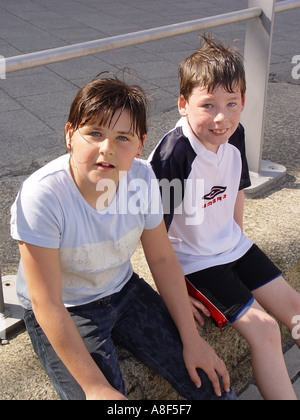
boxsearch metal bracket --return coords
[245,159,287,195]
[0,273,24,344]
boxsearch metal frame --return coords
[5,7,263,73]
[1,0,300,341]
[4,1,299,74]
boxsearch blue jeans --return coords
[24,273,236,400]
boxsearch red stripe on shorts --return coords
[185,277,228,331]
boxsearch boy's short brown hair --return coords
[179,34,246,100]
[67,76,148,142]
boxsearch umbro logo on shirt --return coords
[203,186,227,200]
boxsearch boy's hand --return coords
[189,296,211,326]
[183,334,230,398]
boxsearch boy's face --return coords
[66,108,144,207]
[178,84,245,153]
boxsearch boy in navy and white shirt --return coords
[150,118,252,277]
[149,35,300,400]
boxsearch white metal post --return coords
[241,0,287,194]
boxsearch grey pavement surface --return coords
[0,0,299,400]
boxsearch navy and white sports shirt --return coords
[149,117,253,275]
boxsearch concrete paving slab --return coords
[0,91,22,113]
[285,345,300,381]
[294,378,300,399]
[0,69,75,98]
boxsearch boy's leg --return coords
[231,246,298,399]
[184,248,298,400]
[24,309,85,400]
[234,245,300,348]
[232,300,297,400]
[252,275,300,348]
[24,300,126,400]
[111,274,236,400]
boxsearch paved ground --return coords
[0,0,299,400]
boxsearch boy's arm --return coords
[18,242,126,400]
[234,190,245,231]
[141,222,230,397]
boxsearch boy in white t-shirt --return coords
[149,35,300,400]
[10,76,233,400]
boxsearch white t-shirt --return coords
[149,117,253,275]
[11,155,162,309]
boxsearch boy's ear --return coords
[65,122,71,140]
[178,95,189,117]
[141,134,146,147]
[65,122,74,151]
[136,134,146,158]
[241,94,246,112]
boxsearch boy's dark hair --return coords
[67,76,148,143]
[179,34,246,100]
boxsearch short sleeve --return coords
[228,124,251,190]
[143,165,163,230]
[10,182,63,248]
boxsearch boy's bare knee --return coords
[252,316,281,349]
[234,308,282,350]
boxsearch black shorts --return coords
[185,244,281,330]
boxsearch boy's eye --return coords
[90,131,101,138]
[117,135,129,142]
[78,127,102,144]
[227,102,237,107]
[203,104,213,109]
